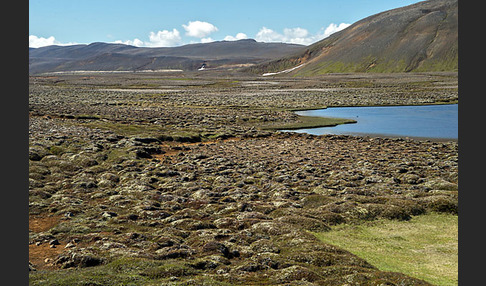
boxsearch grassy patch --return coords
[203,80,240,88]
[29,257,232,286]
[81,121,165,137]
[29,257,153,285]
[80,120,207,141]
[314,213,458,286]
[127,83,160,89]
[262,115,356,130]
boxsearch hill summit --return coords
[249,0,458,75]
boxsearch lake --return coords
[284,104,458,140]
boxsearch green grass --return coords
[29,257,233,286]
[80,120,175,138]
[262,115,356,131]
[314,213,458,286]
[293,56,457,76]
[29,257,153,286]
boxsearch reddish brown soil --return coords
[29,215,66,270]
[29,215,61,233]
[29,242,67,270]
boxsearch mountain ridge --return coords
[248,0,458,75]
[29,39,305,74]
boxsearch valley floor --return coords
[29,71,458,285]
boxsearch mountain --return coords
[248,0,458,75]
[29,39,305,74]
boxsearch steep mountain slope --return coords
[249,0,457,75]
[29,39,305,74]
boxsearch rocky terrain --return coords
[29,71,458,285]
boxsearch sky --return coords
[29,0,423,48]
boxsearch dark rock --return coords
[133,148,152,159]
[202,241,231,258]
[29,261,36,272]
[237,262,262,272]
[192,154,208,160]
[156,170,180,177]
[133,137,160,144]
[29,147,48,161]
[127,214,139,221]
[49,239,60,246]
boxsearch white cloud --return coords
[255,27,313,45]
[323,23,351,38]
[29,35,57,48]
[201,37,216,43]
[114,38,144,47]
[283,27,309,39]
[224,33,248,41]
[255,23,351,45]
[255,27,283,43]
[29,35,77,48]
[182,21,218,38]
[147,29,182,47]
[113,29,181,47]
[283,27,310,45]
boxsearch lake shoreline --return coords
[282,129,458,142]
[285,104,458,141]
[288,100,458,112]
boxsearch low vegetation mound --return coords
[29,73,457,285]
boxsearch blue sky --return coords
[29,0,423,48]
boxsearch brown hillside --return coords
[249,0,458,75]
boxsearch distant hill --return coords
[29,39,305,74]
[248,0,458,76]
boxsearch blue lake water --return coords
[284,104,458,140]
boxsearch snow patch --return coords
[262,64,305,77]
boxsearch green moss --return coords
[105,147,132,163]
[80,121,163,137]
[79,120,208,143]
[301,194,337,208]
[261,115,356,130]
[29,257,232,286]
[140,262,199,279]
[49,145,65,155]
[314,213,458,286]
[293,55,457,76]
[29,258,156,285]
[49,221,93,235]
[171,132,202,143]
[414,55,458,72]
